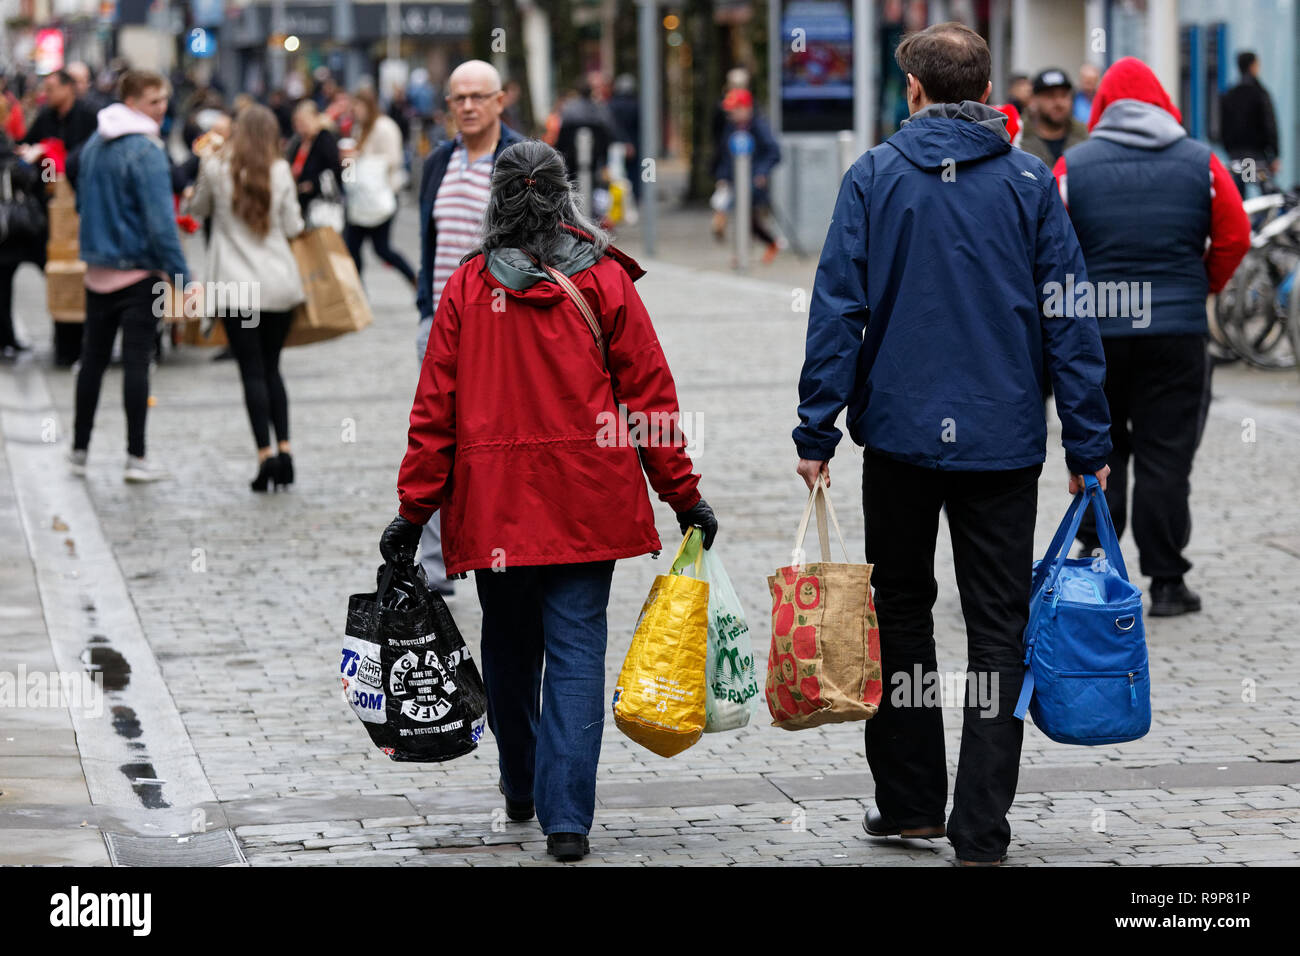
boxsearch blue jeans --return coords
[475,560,614,835]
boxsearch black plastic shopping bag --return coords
[342,561,488,762]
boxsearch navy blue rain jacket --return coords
[793,103,1111,476]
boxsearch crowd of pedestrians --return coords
[0,24,1271,867]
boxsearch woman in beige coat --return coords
[184,104,306,491]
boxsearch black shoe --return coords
[250,457,278,492]
[498,777,534,823]
[211,347,235,361]
[863,805,946,840]
[1149,577,1201,617]
[546,832,589,861]
[275,452,294,488]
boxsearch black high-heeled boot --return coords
[275,452,294,488]
[250,457,277,492]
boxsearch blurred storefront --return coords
[219,1,471,98]
[1007,0,1297,189]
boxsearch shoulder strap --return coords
[543,264,607,370]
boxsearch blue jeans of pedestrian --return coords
[475,560,614,835]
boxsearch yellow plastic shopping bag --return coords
[612,529,710,757]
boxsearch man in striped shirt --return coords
[413,60,524,594]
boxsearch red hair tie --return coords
[523,177,537,187]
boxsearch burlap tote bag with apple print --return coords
[766,474,882,729]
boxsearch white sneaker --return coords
[67,449,87,477]
[124,456,171,483]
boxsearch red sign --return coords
[34,28,65,75]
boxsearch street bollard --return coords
[576,127,594,216]
[731,129,754,274]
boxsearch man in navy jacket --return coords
[793,22,1111,865]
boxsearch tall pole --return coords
[636,0,658,255]
[387,0,401,63]
[268,0,287,92]
[853,0,874,156]
[576,126,594,215]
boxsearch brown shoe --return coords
[863,806,946,840]
[711,210,727,241]
[955,856,1007,866]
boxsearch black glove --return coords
[676,498,718,550]
[380,514,423,565]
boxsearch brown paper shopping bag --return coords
[45,260,86,322]
[766,474,882,730]
[285,226,374,347]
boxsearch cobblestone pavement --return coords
[1,200,1298,866]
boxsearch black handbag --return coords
[0,163,47,246]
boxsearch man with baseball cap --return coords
[1019,68,1089,167]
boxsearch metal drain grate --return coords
[104,829,247,867]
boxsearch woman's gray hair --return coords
[464,140,610,265]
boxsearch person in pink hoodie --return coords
[67,70,194,484]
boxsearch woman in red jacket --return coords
[379,140,716,862]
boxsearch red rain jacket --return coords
[397,240,702,575]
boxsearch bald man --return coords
[67,62,111,112]
[412,60,523,594]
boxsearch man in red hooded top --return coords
[1052,57,1250,617]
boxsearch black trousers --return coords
[0,261,18,348]
[862,450,1040,862]
[73,278,158,459]
[222,310,294,450]
[344,216,416,285]
[1077,335,1209,580]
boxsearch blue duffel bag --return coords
[1014,475,1150,745]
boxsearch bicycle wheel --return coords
[1220,249,1296,368]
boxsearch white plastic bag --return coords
[345,156,398,227]
[700,546,759,732]
[709,181,732,212]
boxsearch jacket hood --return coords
[1091,98,1187,149]
[1088,57,1181,130]
[482,224,645,300]
[95,102,161,141]
[891,100,1011,170]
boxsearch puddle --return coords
[119,762,170,809]
[111,706,142,739]
[82,645,130,691]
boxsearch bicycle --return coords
[1214,187,1300,369]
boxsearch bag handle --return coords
[791,474,850,565]
[670,527,704,577]
[1030,475,1128,602]
[543,264,608,371]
